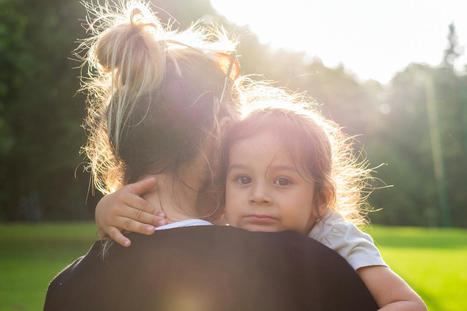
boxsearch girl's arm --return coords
[95,177,167,247]
[357,266,427,311]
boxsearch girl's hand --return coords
[95,177,167,247]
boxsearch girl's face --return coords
[224,131,317,235]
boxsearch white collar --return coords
[155,218,213,231]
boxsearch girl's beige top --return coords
[309,211,386,270]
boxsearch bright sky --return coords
[210,0,467,84]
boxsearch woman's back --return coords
[45,226,377,311]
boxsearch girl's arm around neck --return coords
[357,265,427,311]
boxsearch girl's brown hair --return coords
[219,82,374,225]
[78,1,239,204]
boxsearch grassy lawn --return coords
[0,223,466,310]
[366,226,467,311]
[0,223,98,311]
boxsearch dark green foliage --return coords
[0,0,91,220]
[366,66,467,227]
[0,1,465,227]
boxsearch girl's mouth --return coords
[244,215,278,224]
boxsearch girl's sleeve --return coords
[309,211,387,270]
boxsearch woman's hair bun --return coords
[93,4,166,94]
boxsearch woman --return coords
[44,2,377,310]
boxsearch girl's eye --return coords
[236,175,252,185]
[274,177,292,186]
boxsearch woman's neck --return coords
[142,173,201,223]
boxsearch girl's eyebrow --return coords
[227,164,248,172]
[267,165,299,173]
[227,164,299,176]
[228,164,298,172]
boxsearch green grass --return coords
[0,223,99,311]
[0,223,466,311]
[366,226,467,311]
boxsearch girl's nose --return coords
[249,182,272,205]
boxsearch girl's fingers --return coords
[127,177,157,195]
[121,194,167,227]
[107,226,131,247]
[116,216,156,235]
[125,205,167,227]
[123,194,154,214]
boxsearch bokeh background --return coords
[0,0,466,310]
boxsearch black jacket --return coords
[44,225,377,310]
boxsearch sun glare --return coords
[210,0,467,83]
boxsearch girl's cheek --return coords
[223,209,233,223]
[223,207,240,226]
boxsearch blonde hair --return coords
[77,0,239,194]
[220,80,374,225]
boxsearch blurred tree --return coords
[367,65,467,227]
[0,0,90,220]
[443,23,462,68]
[367,65,438,226]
